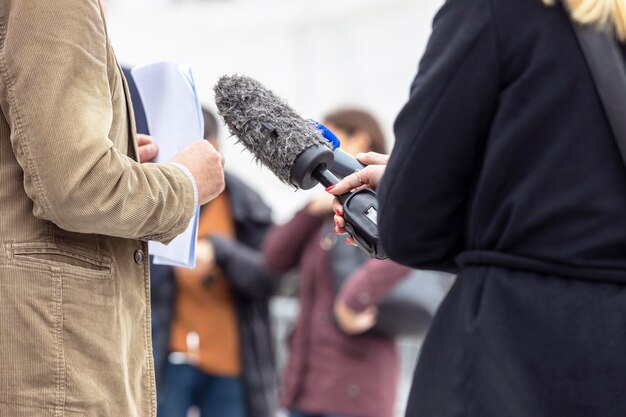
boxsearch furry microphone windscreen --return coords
[214,75,330,186]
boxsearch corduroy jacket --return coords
[0,2,196,416]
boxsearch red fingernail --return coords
[325,185,336,192]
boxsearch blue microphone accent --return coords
[308,119,365,178]
[309,120,341,150]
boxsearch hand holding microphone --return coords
[214,75,387,259]
[329,152,389,193]
[328,152,390,245]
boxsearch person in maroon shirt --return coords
[263,109,411,417]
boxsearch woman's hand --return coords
[328,152,389,195]
[328,152,390,244]
[334,300,378,335]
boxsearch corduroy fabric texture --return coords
[0,1,196,416]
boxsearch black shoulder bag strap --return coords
[572,22,626,166]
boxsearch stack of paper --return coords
[132,62,203,268]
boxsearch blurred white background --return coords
[107,0,443,222]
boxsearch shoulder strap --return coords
[572,22,626,167]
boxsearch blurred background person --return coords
[150,108,277,417]
[263,109,412,417]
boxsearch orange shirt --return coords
[169,193,241,376]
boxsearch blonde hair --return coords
[543,0,626,40]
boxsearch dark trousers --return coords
[158,362,246,417]
[289,411,355,417]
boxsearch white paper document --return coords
[132,62,203,269]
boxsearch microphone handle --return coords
[313,166,387,260]
[339,189,387,260]
[329,149,366,179]
[314,167,339,189]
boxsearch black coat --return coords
[151,174,277,417]
[378,0,626,416]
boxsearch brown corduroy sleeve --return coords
[0,0,195,243]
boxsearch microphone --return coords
[309,120,366,179]
[214,75,386,259]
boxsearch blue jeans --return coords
[158,362,247,417]
[289,411,355,417]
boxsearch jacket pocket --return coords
[0,263,64,411]
[10,242,112,280]
[3,242,119,413]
